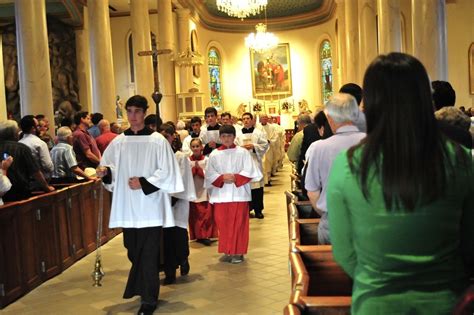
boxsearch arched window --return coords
[320,40,333,104]
[208,47,223,110]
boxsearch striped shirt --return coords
[50,142,79,178]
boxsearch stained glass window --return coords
[320,40,333,104]
[208,48,223,110]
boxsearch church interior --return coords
[0,0,473,314]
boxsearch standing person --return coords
[304,93,366,244]
[35,114,54,150]
[256,114,277,185]
[201,107,221,155]
[88,112,103,138]
[97,95,184,315]
[205,125,262,264]
[158,123,196,285]
[72,111,101,169]
[235,112,269,219]
[95,119,118,154]
[327,53,473,314]
[188,138,217,245]
[181,116,202,154]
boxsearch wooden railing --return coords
[0,180,117,309]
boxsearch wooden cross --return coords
[137,48,173,57]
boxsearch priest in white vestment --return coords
[235,112,269,219]
[98,95,184,315]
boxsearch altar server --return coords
[235,112,269,219]
[188,138,217,245]
[98,95,184,315]
[205,125,262,264]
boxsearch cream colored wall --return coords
[195,19,337,116]
[446,0,474,108]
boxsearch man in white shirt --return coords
[97,95,184,315]
[19,115,54,183]
[305,93,366,245]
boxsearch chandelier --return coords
[173,48,204,67]
[245,23,278,53]
[216,0,267,19]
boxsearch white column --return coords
[88,0,116,121]
[0,35,7,121]
[75,6,92,113]
[344,0,359,84]
[358,0,377,81]
[335,0,346,88]
[14,0,55,130]
[131,0,155,113]
[377,0,402,54]
[157,0,177,122]
[176,8,192,93]
[411,0,447,80]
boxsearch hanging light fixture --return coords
[216,0,267,19]
[173,48,204,67]
[245,23,278,53]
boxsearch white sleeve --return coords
[0,172,12,195]
[240,150,263,182]
[172,153,196,201]
[253,131,269,160]
[100,139,119,192]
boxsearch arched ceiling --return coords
[179,0,336,32]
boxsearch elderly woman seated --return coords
[50,126,95,184]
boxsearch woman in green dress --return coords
[327,52,473,315]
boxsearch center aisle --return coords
[2,162,292,315]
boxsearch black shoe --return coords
[197,239,212,246]
[180,259,190,276]
[255,212,264,219]
[137,303,157,315]
[163,276,176,285]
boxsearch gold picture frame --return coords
[250,43,292,98]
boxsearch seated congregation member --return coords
[432,80,472,149]
[327,53,474,315]
[95,119,118,154]
[235,112,269,219]
[201,107,221,155]
[0,120,54,201]
[304,93,366,245]
[73,111,101,169]
[97,95,184,315]
[181,116,202,154]
[50,127,95,184]
[287,113,312,164]
[205,125,262,264]
[188,138,217,246]
[159,123,196,285]
[0,154,13,205]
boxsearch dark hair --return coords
[339,83,363,105]
[74,111,89,125]
[190,138,203,146]
[20,115,36,133]
[60,117,73,128]
[158,123,175,135]
[35,114,45,120]
[349,53,465,211]
[205,107,217,117]
[221,112,232,119]
[219,124,236,136]
[190,116,202,125]
[314,111,333,138]
[91,113,104,125]
[242,112,253,120]
[125,95,148,110]
[432,80,456,110]
[145,114,162,127]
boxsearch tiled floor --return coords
[1,163,292,315]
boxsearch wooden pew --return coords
[289,218,319,246]
[288,245,352,314]
[0,180,115,309]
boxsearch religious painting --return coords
[250,43,292,98]
[470,43,474,95]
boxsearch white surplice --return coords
[189,156,209,203]
[100,132,184,228]
[235,128,269,189]
[204,146,262,203]
[170,151,197,229]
